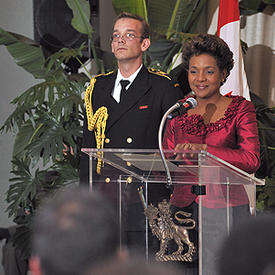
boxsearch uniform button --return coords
[105,177,110,183]
[105,138,110,144]
[126,137,132,144]
[126,161,131,167]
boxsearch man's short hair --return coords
[31,185,119,275]
[218,215,275,275]
[113,12,150,40]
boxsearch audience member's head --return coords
[29,185,120,275]
[84,253,182,275]
[218,214,275,275]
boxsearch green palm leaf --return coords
[239,0,262,15]
[0,79,83,133]
[53,161,80,184]
[6,159,76,217]
[65,0,103,73]
[52,92,84,122]
[147,40,181,71]
[0,104,33,135]
[147,0,206,39]
[25,109,82,167]
[112,0,148,21]
[45,44,86,73]
[12,122,35,159]
[0,27,49,79]
[6,159,38,217]
[65,0,93,37]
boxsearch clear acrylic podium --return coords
[82,148,264,274]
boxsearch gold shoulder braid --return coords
[148,68,171,80]
[85,72,112,174]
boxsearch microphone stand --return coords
[158,102,181,187]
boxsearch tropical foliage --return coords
[0,0,208,221]
[251,94,275,211]
[0,25,86,220]
[112,0,207,73]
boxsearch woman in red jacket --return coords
[163,34,260,274]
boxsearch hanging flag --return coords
[217,0,250,100]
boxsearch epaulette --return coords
[148,68,171,80]
[93,71,114,79]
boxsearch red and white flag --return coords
[217,0,250,100]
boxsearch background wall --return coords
[0,1,36,274]
[99,0,116,52]
[242,12,275,107]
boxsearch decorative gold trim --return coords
[138,187,196,262]
[84,72,113,174]
[148,68,171,80]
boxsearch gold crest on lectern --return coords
[138,187,196,262]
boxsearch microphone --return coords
[158,97,197,187]
[167,97,197,119]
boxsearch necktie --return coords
[119,80,130,103]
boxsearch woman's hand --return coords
[174,143,207,160]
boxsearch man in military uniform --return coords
[80,12,182,181]
[80,12,182,253]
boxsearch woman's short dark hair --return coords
[113,12,150,40]
[182,34,234,84]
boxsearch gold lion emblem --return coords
[138,188,196,262]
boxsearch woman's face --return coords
[188,54,226,100]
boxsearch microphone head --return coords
[167,97,197,120]
[186,97,197,108]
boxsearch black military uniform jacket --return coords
[80,65,183,232]
[80,65,182,184]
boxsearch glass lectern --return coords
[82,148,264,275]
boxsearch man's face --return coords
[111,18,150,63]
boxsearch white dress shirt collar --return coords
[112,64,143,103]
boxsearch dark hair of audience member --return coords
[31,185,120,275]
[218,214,275,275]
